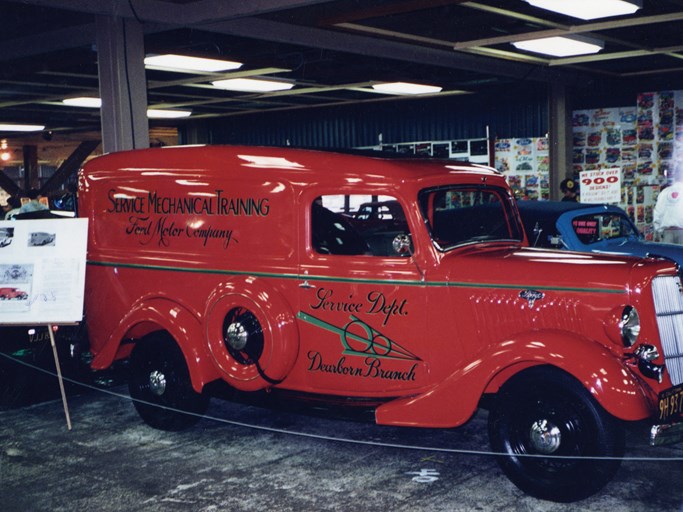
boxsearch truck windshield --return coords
[418,185,524,250]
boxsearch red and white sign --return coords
[579,168,621,204]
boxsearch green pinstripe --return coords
[87,259,625,294]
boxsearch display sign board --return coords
[0,218,87,325]
[580,168,622,204]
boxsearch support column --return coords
[96,16,149,153]
[548,83,573,201]
[23,145,38,191]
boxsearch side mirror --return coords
[531,221,543,247]
[392,233,412,256]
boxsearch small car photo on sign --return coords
[0,227,14,248]
[0,264,33,312]
[28,231,55,247]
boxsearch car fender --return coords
[90,296,220,393]
[375,329,655,428]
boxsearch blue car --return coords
[516,200,683,266]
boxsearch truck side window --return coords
[312,195,411,257]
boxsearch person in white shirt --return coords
[653,181,683,243]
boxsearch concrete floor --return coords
[1,379,683,512]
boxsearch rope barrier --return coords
[2,351,683,462]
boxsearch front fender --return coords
[376,329,657,428]
[90,297,220,393]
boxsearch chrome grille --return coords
[652,275,683,386]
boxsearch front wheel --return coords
[488,366,625,502]
[128,333,209,431]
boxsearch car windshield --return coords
[418,185,524,250]
[571,212,639,245]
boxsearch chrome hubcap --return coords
[529,419,562,454]
[148,370,167,396]
[226,321,248,351]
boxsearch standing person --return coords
[653,181,683,243]
[560,178,579,202]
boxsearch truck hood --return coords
[593,238,683,269]
[437,245,664,293]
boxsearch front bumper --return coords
[650,422,683,446]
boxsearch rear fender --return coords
[90,297,219,393]
[375,329,656,428]
[204,276,300,391]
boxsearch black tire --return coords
[488,366,625,502]
[128,333,209,431]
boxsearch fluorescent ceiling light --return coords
[147,109,192,119]
[524,0,641,20]
[371,82,443,95]
[512,35,604,57]
[63,97,102,108]
[0,124,45,132]
[211,78,295,92]
[144,54,243,73]
[60,98,192,119]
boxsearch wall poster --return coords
[571,97,683,240]
[356,137,492,165]
[494,137,550,200]
[0,218,87,325]
[579,167,622,204]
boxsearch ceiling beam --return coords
[147,68,292,90]
[39,139,101,195]
[188,88,474,120]
[1,24,96,62]
[319,0,466,25]
[453,11,683,48]
[201,17,593,86]
[0,0,594,87]
[453,4,683,70]
[550,45,683,66]
[3,0,337,25]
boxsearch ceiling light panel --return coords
[512,36,604,57]
[371,82,443,95]
[145,54,243,73]
[147,109,192,119]
[523,0,642,20]
[63,97,102,108]
[0,124,45,132]
[61,98,192,119]
[211,78,295,92]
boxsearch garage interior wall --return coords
[203,83,549,149]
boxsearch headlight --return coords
[619,306,640,347]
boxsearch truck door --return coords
[295,192,429,396]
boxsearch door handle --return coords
[299,270,315,289]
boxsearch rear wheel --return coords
[488,366,624,502]
[128,333,209,431]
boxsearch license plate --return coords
[658,383,683,423]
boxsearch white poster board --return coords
[580,168,622,204]
[0,218,87,325]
